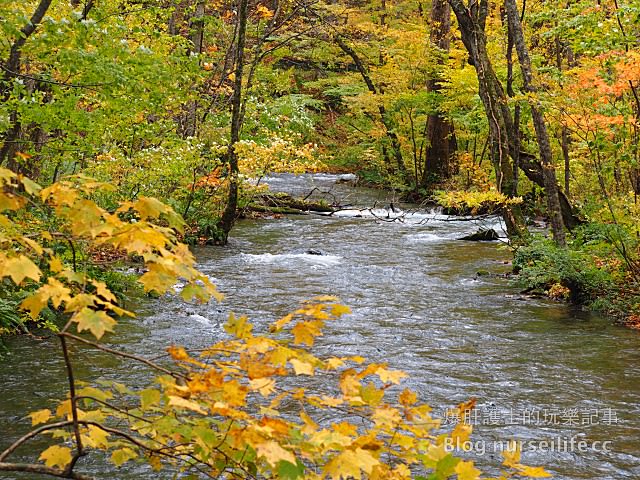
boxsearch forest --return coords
[0,0,639,479]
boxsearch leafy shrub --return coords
[434,190,523,215]
[514,234,615,304]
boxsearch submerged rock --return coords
[459,228,499,241]
[305,249,324,256]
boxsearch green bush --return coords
[513,233,615,304]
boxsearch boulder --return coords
[459,228,499,241]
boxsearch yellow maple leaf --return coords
[270,313,294,332]
[326,357,344,370]
[21,277,72,319]
[0,192,26,211]
[224,312,253,339]
[20,294,49,320]
[331,304,351,316]
[29,409,51,426]
[360,382,385,406]
[292,320,323,346]
[455,460,481,480]
[332,422,358,437]
[451,423,473,446]
[134,197,185,232]
[1,255,41,285]
[376,367,408,384]
[93,279,117,302]
[56,399,72,419]
[48,256,64,273]
[339,371,361,397]
[83,424,110,448]
[39,445,72,469]
[517,466,552,478]
[168,395,207,414]
[502,441,521,467]
[300,411,318,435]
[167,345,190,361]
[313,295,337,302]
[255,4,274,19]
[249,378,276,397]
[399,388,417,406]
[19,174,41,195]
[290,358,314,375]
[0,167,17,183]
[254,441,296,467]
[372,406,402,428]
[319,396,344,407]
[139,264,176,294]
[73,308,117,340]
[324,448,380,480]
[111,447,137,467]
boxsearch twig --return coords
[61,332,188,379]
[59,334,85,475]
[0,421,73,462]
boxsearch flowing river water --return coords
[0,174,639,479]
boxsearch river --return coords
[0,173,639,479]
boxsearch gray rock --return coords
[460,229,499,241]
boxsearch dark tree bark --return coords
[181,0,205,138]
[561,125,571,196]
[218,0,249,244]
[519,152,580,230]
[448,0,526,238]
[505,0,566,246]
[503,5,521,197]
[0,0,53,169]
[422,0,457,187]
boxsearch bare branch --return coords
[0,421,73,462]
[61,332,188,379]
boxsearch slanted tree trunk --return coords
[422,0,457,187]
[505,0,566,246]
[218,0,249,244]
[335,36,408,179]
[448,0,526,238]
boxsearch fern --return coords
[0,298,24,334]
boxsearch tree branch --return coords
[0,462,94,480]
[0,421,73,462]
[61,332,188,379]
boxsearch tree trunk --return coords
[0,0,52,169]
[505,0,566,246]
[561,125,571,197]
[448,0,526,238]
[519,152,580,230]
[422,0,456,187]
[218,0,249,244]
[182,1,205,138]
